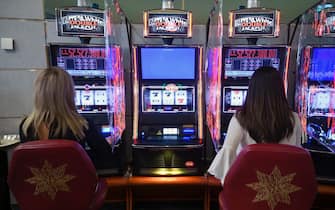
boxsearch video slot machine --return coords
[298,46,335,148]
[290,0,335,184]
[296,46,335,182]
[207,45,290,150]
[49,44,125,174]
[132,45,204,176]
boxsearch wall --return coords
[0,0,46,134]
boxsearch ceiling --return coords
[45,0,321,24]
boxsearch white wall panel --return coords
[0,0,43,19]
[0,20,47,69]
[0,70,40,134]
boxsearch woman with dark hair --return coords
[208,66,302,185]
[19,67,114,169]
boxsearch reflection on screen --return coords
[141,47,196,79]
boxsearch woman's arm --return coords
[207,115,245,185]
[83,120,115,170]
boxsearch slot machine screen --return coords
[309,47,335,81]
[76,87,108,113]
[142,86,195,113]
[81,89,94,106]
[49,44,106,80]
[308,88,335,117]
[140,47,196,79]
[223,46,287,78]
[223,86,248,113]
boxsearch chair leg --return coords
[126,186,132,210]
[204,188,210,210]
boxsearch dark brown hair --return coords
[236,66,294,143]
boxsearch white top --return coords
[207,112,302,185]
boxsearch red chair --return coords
[219,144,317,210]
[7,140,108,210]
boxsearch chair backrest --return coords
[7,140,100,210]
[221,144,317,210]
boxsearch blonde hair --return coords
[22,67,88,140]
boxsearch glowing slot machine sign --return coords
[56,8,105,37]
[228,8,280,38]
[143,9,192,38]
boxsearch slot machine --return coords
[296,46,335,182]
[205,5,291,152]
[294,1,335,183]
[49,44,125,174]
[132,45,204,175]
[206,46,291,151]
[297,46,335,151]
[301,46,335,152]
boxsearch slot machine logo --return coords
[56,8,105,37]
[229,9,280,37]
[61,14,104,31]
[235,15,274,33]
[148,15,188,33]
[144,10,192,38]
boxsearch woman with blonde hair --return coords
[20,66,113,169]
